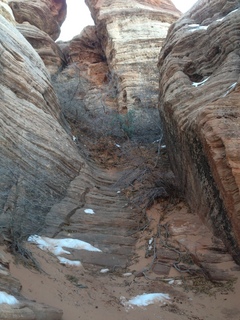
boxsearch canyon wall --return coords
[0,5,82,238]
[85,0,180,112]
[158,0,240,263]
[53,0,180,141]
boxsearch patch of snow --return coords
[192,77,210,87]
[123,272,132,277]
[121,293,170,310]
[115,144,121,148]
[188,24,208,32]
[72,136,77,142]
[152,139,161,144]
[222,82,237,97]
[217,8,239,22]
[28,235,101,268]
[100,268,110,273]
[168,279,183,285]
[0,291,19,305]
[117,190,121,194]
[229,8,239,15]
[57,257,82,267]
[84,208,95,215]
[148,237,154,245]
[28,235,102,255]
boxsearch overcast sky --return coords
[58,0,198,41]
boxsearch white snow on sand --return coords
[100,268,110,273]
[28,235,101,267]
[28,235,101,255]
[0,291,19,305]
[121,293,170,310]
[84,209,95,215]
[57,256,82,267]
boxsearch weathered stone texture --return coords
[0,15,82,234]
[65,26,108,86]
[17,23,65,74]
[158,0,240,262]
[0,0,15,23]
[9,0,66,40]
[86,0,180,112]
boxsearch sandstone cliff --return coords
[0,13,82,240]
[9,0,66,40]
[53,0,180,142]
[8,0,67,74]
[85,0,180,112]
[158,0,240,262]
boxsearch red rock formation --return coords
[9,0,66,40]
[62,26,108,86]
[158,0,240,262]
[85,0,180,112]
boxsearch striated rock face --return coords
[158,0,240,262]
[0,0,15,22]
[7,0,67,74]
[0,15,82,236]
[17,23,65,74]
[85,0,180,112]
[9,0,66,40]
[64,26,108,86]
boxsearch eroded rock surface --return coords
[0,0,15,22]
[81,0,181,112]
[158,0,240,262]
[9,0,66,40]
[0,15,82,237]
[17,23,65,74]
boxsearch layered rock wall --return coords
[0,14,82,235]
[85,0,180,112]
[9,0,66,40]
[158,0,240,262]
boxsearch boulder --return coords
[158,0,240,263]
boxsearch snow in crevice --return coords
[120,293,170,310]
[217,8,239,22]
[222,82,237,97]
[192,77,210,87]
[188,24,208,32]
[0,291,19,305]
[28,235,101,267]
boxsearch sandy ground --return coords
[6,208,240,320]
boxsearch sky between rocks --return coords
[58,0,198,41]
